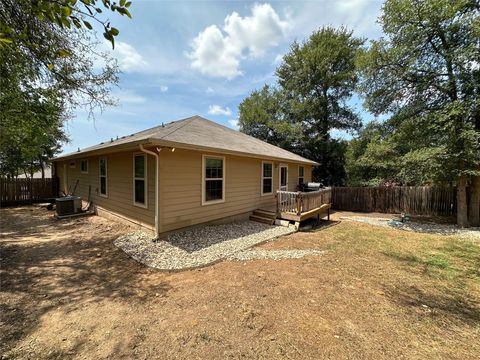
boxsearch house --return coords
[52,116,319,236]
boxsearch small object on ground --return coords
[388,220,403,227]
[400,213,411,223]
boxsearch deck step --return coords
[249,214,275,225]
[252,209,276,220]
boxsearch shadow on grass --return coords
[385,284,480,326]
[300,220,341,233]
[383,237,480,280]
[0,206,172,356]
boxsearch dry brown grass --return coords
[1,206,479,359]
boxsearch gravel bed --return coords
[229,249,325,261]
[114,221,296,270]
[341,216,480,240]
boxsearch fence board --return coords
[0,178,59,206]
[331,186,456,216]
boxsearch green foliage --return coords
[277,27,363,134]
[0,47,68,178]
[345,121,399,186]
[238,85,303,152]
[1,0,132,49]
[239,27,364,185]
[357,0,480,185]
[0,0,120,115]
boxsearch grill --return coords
[301,182,323,192]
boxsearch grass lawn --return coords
[1,206,479,359]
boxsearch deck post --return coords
[275,192,280,218]
[296,191,302,216]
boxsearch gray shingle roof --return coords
[54,116,318,165]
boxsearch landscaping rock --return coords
[113,221,296,270]
[229,249,325,261]
[340,216,480,239]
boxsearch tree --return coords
[0,0,123,115]
[345,121,400,186]
[345,118,450,187]
[239,27,364,185]
[0,0,131,177]
[238,85,303,153]
[1,0,132,48]
[358,0,480,226]
[0,46,68,178]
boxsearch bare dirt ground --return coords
[1,206,479,359]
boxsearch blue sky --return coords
[63,0,384,154]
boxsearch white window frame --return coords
[298,165,305,186]
[202,155,225,206]
[80,159,89,174]
[133,153,148,208]
[261,161,273,196]
[99,157,108,198]
[279,164,288,191]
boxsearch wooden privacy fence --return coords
[331,186,456,216]
[0,178,59,206]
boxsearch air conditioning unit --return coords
[56,196,82,216]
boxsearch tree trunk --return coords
[469,175,480,227]
[457,175,469,227]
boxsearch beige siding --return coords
[56,151,156,229]
[158,149,312,233]
[56,148,314,234]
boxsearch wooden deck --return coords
[276,188,332,222]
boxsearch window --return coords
[99,158,107,197]
[133,154,147,207]
[202,155,225,205]
[80,159,88,174]
[262,162,273,195]
[298,166,305,186]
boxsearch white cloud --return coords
[206,87,215,94]
[228,119,239,130]
[208,105,232,116]
[291,0,382,39]
[114,41,149,72]
[160,85,169,92]
[114,89,147,104]
[188,3,291,79]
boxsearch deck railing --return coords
[277,191,300,214]
[277,187,332,216]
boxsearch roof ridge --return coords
[156,116,196,140]
[128,115,195,138]
[194,116,302,155]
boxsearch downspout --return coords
[139,144,160,238]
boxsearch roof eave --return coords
[51,139,149,161]
[52,138,319,166]
[149,139,319,165]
